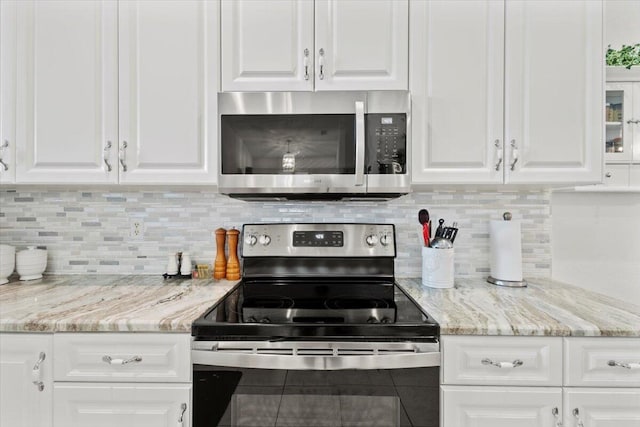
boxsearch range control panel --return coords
[242,223,395,258]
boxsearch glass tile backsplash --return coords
[0,189,551,278]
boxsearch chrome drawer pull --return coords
[481,358,523,368]
[32,352,46,392]
[573,408,585,427]
[102,355,142,365]
[608,360,640,370]
[177,402,187,427]
[552,407,563,427]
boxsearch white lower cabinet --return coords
[441,336,640,427]
[52,333,192,427]
[442,386,562,427]
[564,388,640,427]
[0,333,53,427]
[54,383,190,427]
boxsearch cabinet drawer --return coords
[565,337,640,387]
[603,164,630,187]
[54,333,190,383]
[442,336,563,386]
[54,382,191,427]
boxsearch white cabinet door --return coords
[602,164,631,187]
[564,388,640,427]
[442,385,562,427]
[14,0,118,184]
[505,0,603,184]
[221,0,314,92]
[315,0,408,91]
[54,383,191,427]
[0,333,53,427]
[118,0,217,184]
[0,0,17,184]
[221,0,407,92]
[605,83,634,163]
[410,0,504,184]
[631,164,640,187]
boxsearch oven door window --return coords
[221,115,356,175]
[193,365,438,427]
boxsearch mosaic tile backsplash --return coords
[0,188,551,278]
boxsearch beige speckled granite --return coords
[1,275,639,336]
[0,275,238,332]
[398,277,640,337]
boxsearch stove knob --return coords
[244,234,257,246]
[259,317,271,324]
[367,316,379,324]
[380,317,392,324]
[365,235,379,247]
[246,316,257,323]
[258,235,271,246]
[380,234,391,246]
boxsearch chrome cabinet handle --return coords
[318,48,325,80]
[177,402,187,427]
[573,408,585,427]
[509,139,519,170]
[608,360,640,370]
[552,407,563,427]
[119,141,128,172]
[303,48,310,80]
[626,119,640,124]
[0,140,9,171]
[103,141,113,172]
[102,355,142,365]
[32,352,46,392]
[494,139,502,171]
[481,357,523,368]
[605,172,612,178]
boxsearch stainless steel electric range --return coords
[191,223,440,427]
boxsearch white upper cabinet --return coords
[0,1,17,184]
[504,0,603,184]
[8,0,217,186]
[14,0,119,184]
[410,0,504,184]
[221,0,314,91]
[220,0,408,92]
[314,0,408,91]
[412,0,603,186]
[118,0,217,184]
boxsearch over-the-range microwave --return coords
[218,91,410,201]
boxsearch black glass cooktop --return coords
[192,281,439,342]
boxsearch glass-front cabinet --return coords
[605,82,640,163]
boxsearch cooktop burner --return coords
[192,281,438,341]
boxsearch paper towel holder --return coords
[487,276,528,287]
[487,211,528,288]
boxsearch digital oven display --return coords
[293,231,343,247]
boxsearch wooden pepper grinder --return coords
[213,228,227,279]
[226,228,241,281]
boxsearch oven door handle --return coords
[192,349,440,371]
[354,101,366,187]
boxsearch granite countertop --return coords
[1,275,639,337]
[0,275,238,333]
[398,277,640,337]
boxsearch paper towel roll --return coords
[489,220,523,281]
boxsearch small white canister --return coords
[421,246,454,289]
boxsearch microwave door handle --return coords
[355,101,365,187]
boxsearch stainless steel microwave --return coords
[218,91,410,200]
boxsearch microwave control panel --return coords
[365,113,407,175]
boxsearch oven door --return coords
[192,341,440,427]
